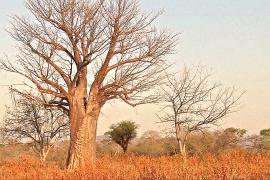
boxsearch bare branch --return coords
[159,65,244,156]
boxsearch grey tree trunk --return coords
[175,122,187,162]
[40,148,48,162]
[179,141,187,160]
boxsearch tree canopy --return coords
[105,120,138,152]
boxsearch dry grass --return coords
[0,150,269,180]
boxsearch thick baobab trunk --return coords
[66,88,101,169]
[67,105,100,169]
[67,116,98,169]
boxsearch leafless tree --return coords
[141,130,162,140]
[159,66,244,159]
[0,0,177,168]
[214,128,247,152]
[1,94,69,162]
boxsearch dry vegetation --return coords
[1,130,269,179]
[0,150,269,180]
[0,0,269,178]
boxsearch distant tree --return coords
[214,128,247,152]
[105,121,138,152]
[131,131,177,156]
[185,131,216,155]
[260,128,270,137]
[159,66,244,159]
[244,134,264,151]
[259,128,270,150]
[0,95,69,161]
[141,130,162,140]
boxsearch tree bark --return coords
[67,106,100,168]
[175,122,187,162]
[66,88,101,169]
[175,123,182,153]
[40,148,48,162]
[122,144,128,153]
[176,138,187,157]
[179,141,187,163]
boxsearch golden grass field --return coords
[0,150,270,180]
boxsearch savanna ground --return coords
[0,145,270,180]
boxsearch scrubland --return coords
[0,150,269,180]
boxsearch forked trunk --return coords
[176,138,187,163]
[66,89,101,169]
[175,123,187,162]
[179,141,187,161]
[40,148,48,162]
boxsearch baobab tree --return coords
[0,0,177,168]
[159,66,243,159]
[1,95,69,162]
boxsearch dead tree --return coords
[159,66,243,159]
[0,0,177,168]
[1,95,69,162]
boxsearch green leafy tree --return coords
[105,121,138,152]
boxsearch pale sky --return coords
[0,0,269,136]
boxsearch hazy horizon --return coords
[0,0,269,136]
